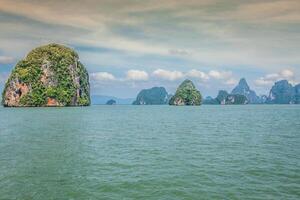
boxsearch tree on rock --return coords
[169,79,202,106]
[2,43,90,107]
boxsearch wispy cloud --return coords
[0,0,299,67]
[254,69,297,86]
[208,70,233,80]
[0,56,14,64]
[186,69,210,81]
[92,68,236,85]
[168,49,190,56]
[152,69,184,81]
[126,70,149,81]
[90,72,116,81]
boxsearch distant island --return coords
[204,78,300,105]
[169,79,202,106]
[204,79,254,105]
[204,90,248,105]
[132,87,170,105]
[231,78,261,103]
[91,95,134,105]
[131,80,202,106]
[131,78,300,106]
[1,43,90,107]
[267,80,300,104]
[106,99,116,105]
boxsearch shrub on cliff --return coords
[2,43,90,107]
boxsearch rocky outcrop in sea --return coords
[231,78,259,104]
[133,87,169,105]
[106,99,116,105]
[2,43,90,107]
[169,79,202,106]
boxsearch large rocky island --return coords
[2,43,90,107]
[169,79,202,106]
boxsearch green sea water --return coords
[0,105,299,200]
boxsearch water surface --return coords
[0,105,299,199]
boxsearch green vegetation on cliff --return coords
[2,43,90,106]
[169,79,202,106]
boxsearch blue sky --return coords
[0,0,299,98]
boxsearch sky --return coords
[0,0,299,98]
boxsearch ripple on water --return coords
[0,105,299,199]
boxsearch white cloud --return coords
[152,69,184,81]
[126,70,149,81]
[0,56,14,64]
[90,69,236,85]
[90,72,116,81]
[208,70,232,80]
[280,69,294,78]
[152,68,236,86]
[254,69,296,86]
[186,69,209,81]
[225,78,238,86]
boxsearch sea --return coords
[0,105,299,199]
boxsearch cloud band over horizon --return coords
[0,0,299,97]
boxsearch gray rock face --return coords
[294,84,300,104]
[258,95,268,104]
[267,80,295,104]
[106,99,116,105]
[133,87,169,105]
[203,96,218,104]
[231,78,259,103]
[216,90,229,105]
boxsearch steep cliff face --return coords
[225,94,248,105]
[294,84,300,104]
[133,87,168,105]
[216,90,229,105]
[267,80,294,104]
[2,43,90,107]
[169,79,202,106]
[231,78,259,103]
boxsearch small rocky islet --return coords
[106,99,116,105]
[2,43,90,107]
[169,79,202,106]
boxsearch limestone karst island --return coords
[2,44,90,107]
[169,80,202,106]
